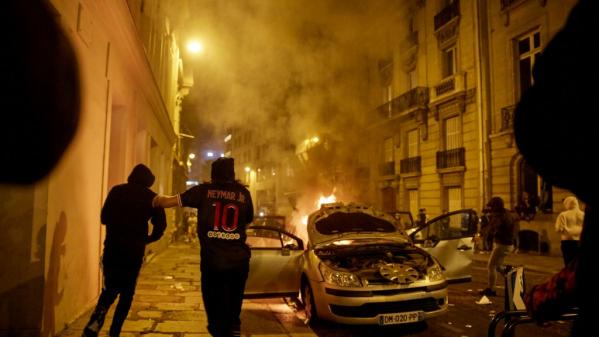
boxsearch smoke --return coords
[182,0,409,212]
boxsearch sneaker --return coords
[479,288,497,297]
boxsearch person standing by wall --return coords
[555,196,584,267]
[480,196,516,297]
[154,157,254,337]
[83,164,166,337]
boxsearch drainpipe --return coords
[474,0,492,209]
[99,78,111,294]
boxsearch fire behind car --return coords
[244,202,478,326]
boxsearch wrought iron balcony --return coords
[436,147,465,169]
[400,156,421,175]
[431,72,466,103]
[500,105,516,132]
[378,161,395,176]
[434,0,460,31]
[376,87,429,118]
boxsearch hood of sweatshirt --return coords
[127,164,155,188]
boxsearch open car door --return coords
[244,225,304,298]
[388,210,417,233]
[410,209,478,282]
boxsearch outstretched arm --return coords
[152,194,181,208]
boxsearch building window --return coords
[408,189,419,219]
[515,29,551,212]
[383,137,394,163]
[446,186,463,211]
[444,116,462,150]
[408,70,417,89]
[407,129,419,157]
[384,84,393,103]
[442,45,457,78]
[517,30,542,97]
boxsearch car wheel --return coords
[301,281,318,323]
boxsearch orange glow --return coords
[317,194,337,208]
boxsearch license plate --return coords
[378,311,422,326]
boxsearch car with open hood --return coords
[243,202,478,326]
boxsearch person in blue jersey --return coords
[154,157,254,337]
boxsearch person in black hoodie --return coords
[154,157,253,337]
[83,164,166,337]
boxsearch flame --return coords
[289,192,338,247]
[317,194,337,208]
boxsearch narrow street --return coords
[58,242,572,337]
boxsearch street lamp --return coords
[188,153,196,159]
[187,40,204,54]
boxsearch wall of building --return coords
[0,0,187,335]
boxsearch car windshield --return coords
[315,212,397,235]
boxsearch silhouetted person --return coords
[416,208,428,228]
[83,164,166,337]
[555,196,584,266]
[2,0,80,184]
[154,157,254,337]
[480,196,516,297]
[514,0,598,335]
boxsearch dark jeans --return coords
[560,240,579,267]
[86,262,141,336]
[201,263,249,337]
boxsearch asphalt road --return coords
[249,264,573,337]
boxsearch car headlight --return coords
[427,264,444,282]
[319,262,362,287]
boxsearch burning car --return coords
[244,202,478,326]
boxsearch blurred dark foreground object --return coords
[1,0,80,184]
[513,1,598,336]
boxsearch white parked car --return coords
[244,202,478,326]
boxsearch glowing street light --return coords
[187,40,204,54]
[188,153,196,159]
[206,152,214,158]
[244,166,251,173]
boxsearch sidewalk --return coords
[472,249,564,276]
[58,242,313,337]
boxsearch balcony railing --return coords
[379,161,395,176]
[500,105,516,132]
[431,72,466,102]
[377,87,429,118]
[400,156,421,174]
[434,0,460,31]
[435,77,455,96]
[436,147,465,169]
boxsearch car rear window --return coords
[315,212,397,234]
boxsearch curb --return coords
[472,254,562,276]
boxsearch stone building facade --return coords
[0,1,191,336]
